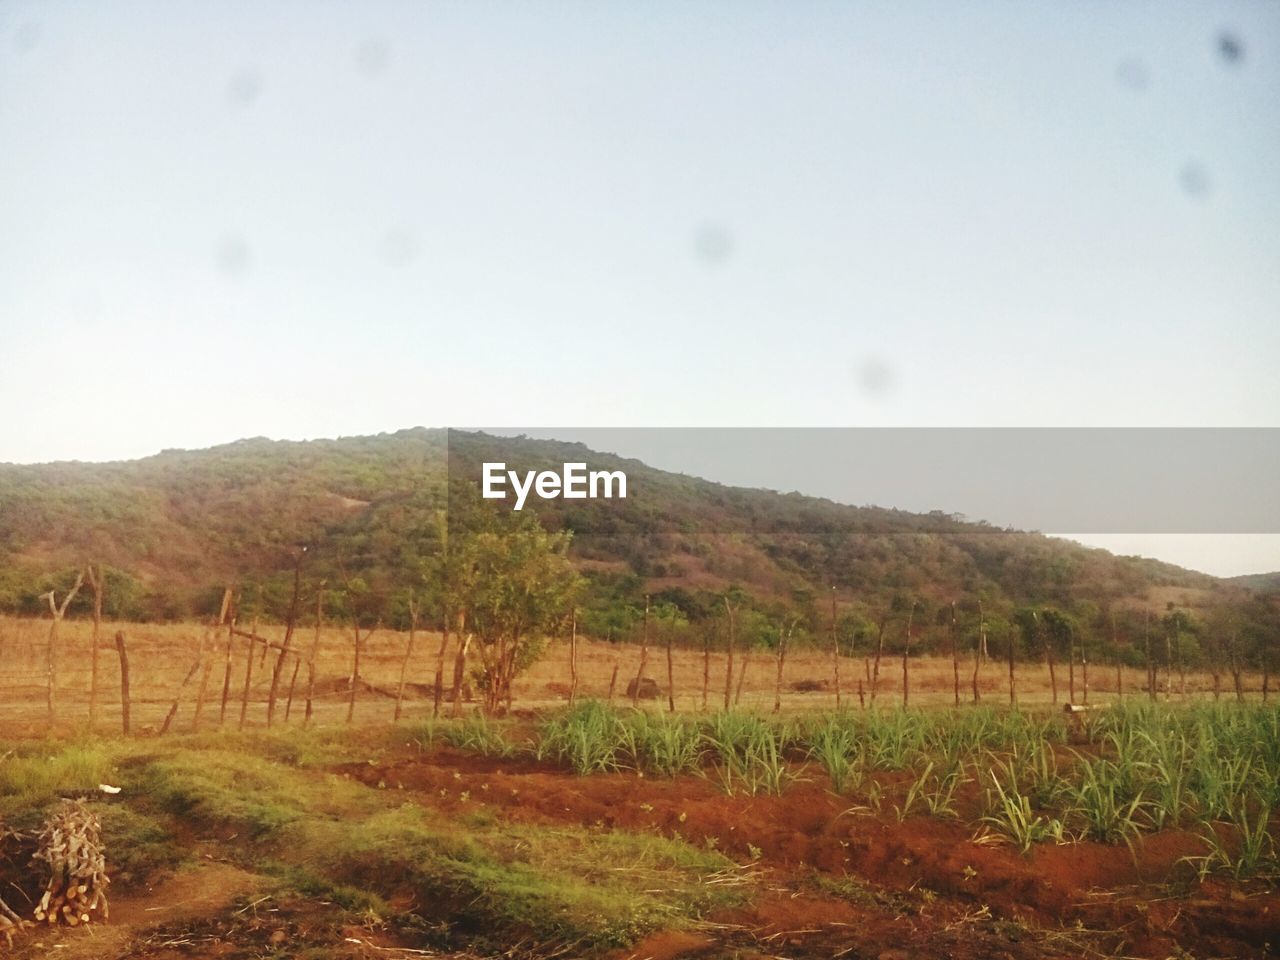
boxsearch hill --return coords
[1229,571,1280,592]
[0,428,1272,662]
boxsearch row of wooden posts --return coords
[32,571,1270,734]
[586,593,1269,715]
[34,564,482,734]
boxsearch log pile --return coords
[30,800,109,928]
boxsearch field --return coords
[1,617,1278,959]
[1,616,1272,736]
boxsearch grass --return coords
[3,699,1278,955]
[0,728,749,953]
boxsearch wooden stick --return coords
[632,595,650,708]
[283,654,302,721]
[701,628,711,711]
[972,599,984,704]
[85,564,103,733]
[239,617,258,730]
[1007,621,1016,707]
[114,631,131,735]
[162,632,207,737]
[568,609,579,707]
[871,614,886,704]
[219,597,236,725]
[449,627,470,719]
[305,586,324,725]
[395,594,419,722]
[347,622,365,724]
[950,601,960,706]
[830,588,841,710]
[722,597,736,711]
[267,554,305,727]
[195,588,232,732]
[1081,627,1089,705]
[666,610,677,713]
[902,600,916,707]
[42,571,85,727]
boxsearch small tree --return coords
[460,515,579,714]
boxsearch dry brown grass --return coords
[0,615,1266,737]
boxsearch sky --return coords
[1,1,1278,575]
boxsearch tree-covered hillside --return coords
[0,428,1274,670]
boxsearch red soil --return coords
[341,749,1280,959]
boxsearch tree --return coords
[458,515,579,714]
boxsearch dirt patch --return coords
[6,861,262,960]
[340,750,1280,959]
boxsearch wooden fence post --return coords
[871,615,886,704]
[239,617,258,730]
[1081,629,1089,705]
[433,605,451,719]
[114,631,131,735]
[773,621,791,715]
[1068,626,1076,704]
[85,564,104,733]
[395,594,419,722]
[219,594,236,725]
[267,556,304,727]
[701,629,711,711]
[972,600,984,704]
[161,628,207,735]
[41,572,85,727]
[722,598,736,711]
[305,586,324,725]
[632,596,650,708]
[950,601,960,706]
[666,610,676,714]
[1008,626,1016,707]
[902,601,917,707]
[347,622,374,724]
[830,588,841,710]
[607,660,619,705]
[449,626,471,719]
[283,653,302,722]
[194,588,231,733]
[1037,613,1057,704]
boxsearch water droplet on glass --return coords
[1115,59,1149,91]
[227,70,263,106]
[381,226,421,266]
[1178,163,1210,199]
[1216,31,1243,65]
[854,358,895,397]
[693,223,733,266]
[355,39,390,77]
[216,235,251,276]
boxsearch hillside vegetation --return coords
[0,428,1275,668]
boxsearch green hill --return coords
[0,428,1274,665]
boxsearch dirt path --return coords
[8,861,262,960]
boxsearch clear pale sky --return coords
[1,2,1277,575]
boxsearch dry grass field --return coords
[0,615,1266,737]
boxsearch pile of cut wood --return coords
[30,799,110,928]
